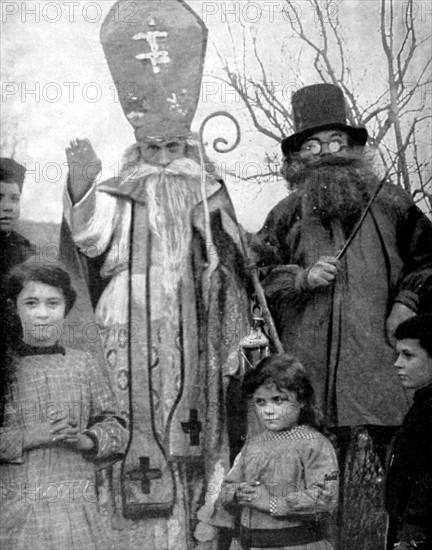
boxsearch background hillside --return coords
[18,220,60,254]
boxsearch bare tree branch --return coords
[209,0,431,214]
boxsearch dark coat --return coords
[385,383,432,546]
[0,229,36,422]
[0,230,35,277]
[252,182,432,426]
[0,230,36,338]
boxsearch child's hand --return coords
[23,415,79,450]
[236,481,263,504]
[236,481,273,513]
[54,418,96,453]
[61,433,96,453]
[51,416,79,438]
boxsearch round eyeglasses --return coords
[300,138,347,156]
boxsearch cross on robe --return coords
[181,409,202,446]
[126,456,162,495]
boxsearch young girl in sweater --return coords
[213,353,338,550]
[0,261,128,550]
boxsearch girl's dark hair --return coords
[6,260,77,315]
[243,353,322,429]
[1,261,76,425]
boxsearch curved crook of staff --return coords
[197,111,241,267]
[197,111,284,354]
[198,110,241,154]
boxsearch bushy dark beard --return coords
[281,150,379,233]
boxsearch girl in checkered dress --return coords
[212,354,338,550]
[0,262,128,550]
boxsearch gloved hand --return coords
[307,256,340,289]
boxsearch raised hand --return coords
[66,138,101,204]
[307,256,340,289]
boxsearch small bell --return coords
[238,307,270,377]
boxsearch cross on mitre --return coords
[133,18,170,74]
[101,0,207,137]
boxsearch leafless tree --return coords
[0,65,26,159]
[213,0,431,214]
[0,115,25,159]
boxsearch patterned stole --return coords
[121,200,175,516]
[121,196,204,517]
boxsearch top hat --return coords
[281,83,368,155]
[0,158,26,190]
[100,0,207,140]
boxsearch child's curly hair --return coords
[243,353,323,429]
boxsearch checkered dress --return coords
[0,346,128,550]
[212,426,339,550]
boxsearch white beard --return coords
[144,162,202,296]
[118,144,204,296]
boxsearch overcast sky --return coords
[1,0,430,230]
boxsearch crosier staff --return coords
[197,112,284,354]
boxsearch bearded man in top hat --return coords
[251,83,432,548]
[62,1,249,549]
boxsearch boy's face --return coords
[394,338,432,390]
[0,181,21,233]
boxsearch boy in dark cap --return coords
[0,157,35,275]
[0,157,35,356]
